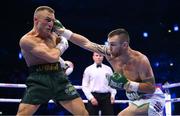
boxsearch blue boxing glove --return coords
[108,73,128,90]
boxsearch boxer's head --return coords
[108,28,130,56]
[33,6,55,36]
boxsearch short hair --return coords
[108,28,130,43]
[34,6,55,17]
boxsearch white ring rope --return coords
[0,83,129,103]
[0,82,180,89]
[162,82,180,89]
[0,83,26,88]
[0,98,129,104]
[0,83,180,103]
[0,98,179,103]
[0,82,179,115]
[165,97,180,103]
[0,83,82,89]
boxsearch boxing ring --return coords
[0,82,180,115]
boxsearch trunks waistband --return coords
[28,62,62,73]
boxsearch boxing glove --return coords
[64,61,74,76]
[54,19,65,29]
[108,73,128,90]
[59,58,74,76]
[56,36,69,55]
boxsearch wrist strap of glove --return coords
[61,29,73,40]
[65,67,73,76]
[126,81,139,92]
[59,57,66,68]
[56,43,67,55]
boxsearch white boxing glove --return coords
[64,61,74,76]
[56,36,69,55]
[59,57,66,68]
[59,57,74,76]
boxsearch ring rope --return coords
[0,98,129,104]
[162,82,180,89]
[1,83,179,115]
[0,83,82,89]
[0,83,180,89]
[0,98,179,103]
[0,83,179,103]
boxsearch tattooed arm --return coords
[68,32,110,56]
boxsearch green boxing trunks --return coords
[21,62,80,105]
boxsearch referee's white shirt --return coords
[82,63,117,100]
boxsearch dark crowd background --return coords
[0,0,180,115]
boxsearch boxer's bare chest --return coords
[109,57,141,81]
[42,35,57,48]
[23,34,57,66]
[43,38,56,48]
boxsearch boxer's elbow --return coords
[43,55,59,63]
[49,53,60,62]
[50,55,59,62]
[44,51,60,63]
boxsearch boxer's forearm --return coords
[139,77,155,94]
[68,33,110,56]
[138,82,155,94]
[36,48,60,63]
[53,19,110,55]
[126,77,155,94]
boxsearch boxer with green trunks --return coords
[22,62,79,104]
[17,6,88,115]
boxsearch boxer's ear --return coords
[34,16,39,26]
[34,16,38,21]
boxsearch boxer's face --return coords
[108,34,129,57]
[35,10,55,36]
[108,35,124,56]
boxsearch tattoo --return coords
[142,77,155,84]
[92,43,110,56]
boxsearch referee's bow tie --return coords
[96,64,102,68]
